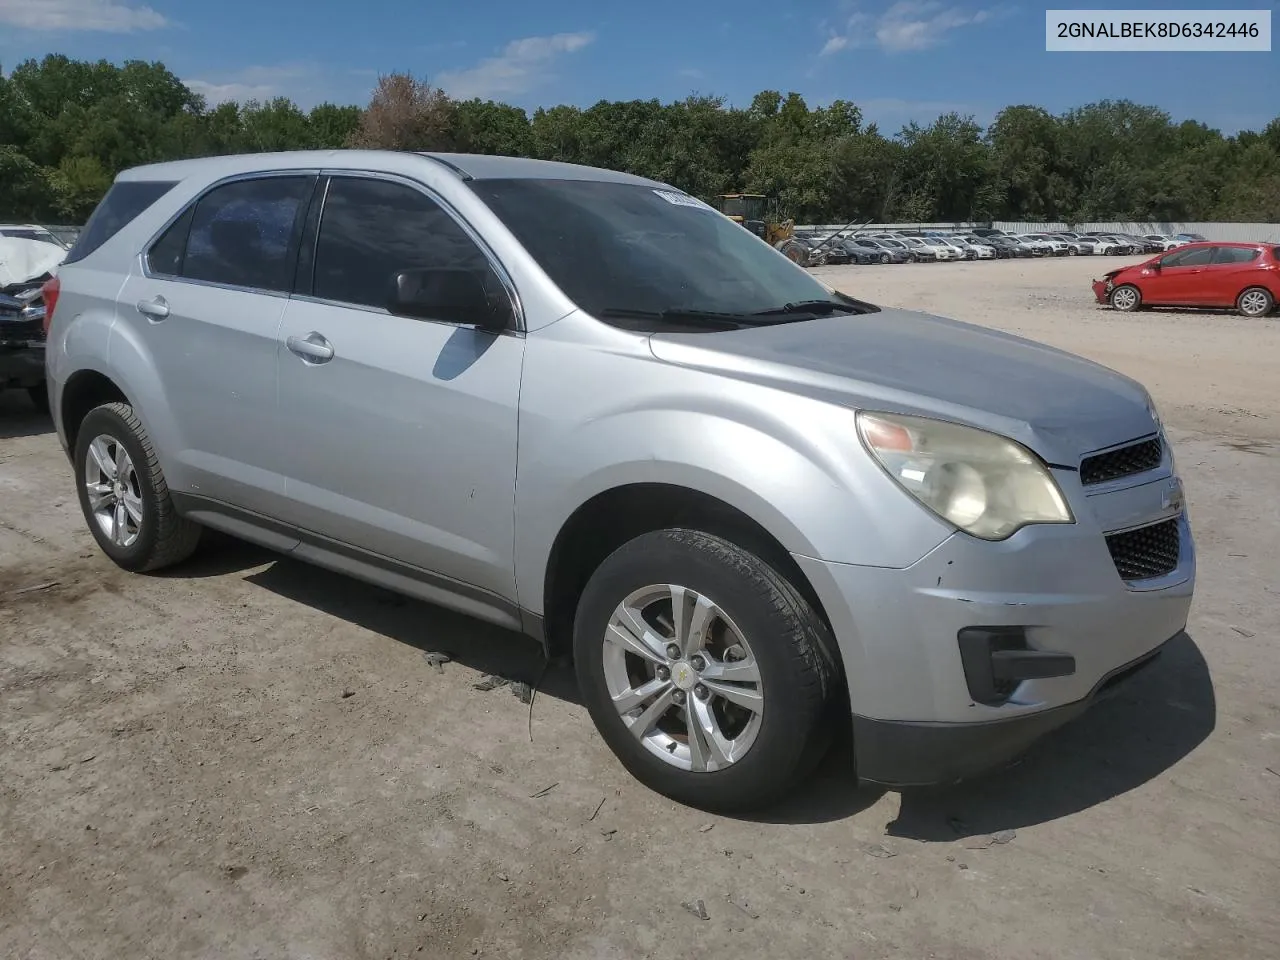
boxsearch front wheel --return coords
[574,529,836,812]
[73,402,202,572]
[1068,246,1078,256]
[1110,284,1142,312]
[1237,286,1274,318]
[880,252,891,264]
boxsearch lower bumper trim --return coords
[853,633,1176,787]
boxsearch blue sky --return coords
[1,0,1276,133]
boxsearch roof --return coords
[418,152,666,186]
[115,149,668,189]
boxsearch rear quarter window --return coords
[63,180,179,264]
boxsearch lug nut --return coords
[694,684,709,701]
[656,665,670,681]
[672,690,687,705]
[690,654,706,672]
[666,643,681,660]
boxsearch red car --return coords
[1092,241,1279,317]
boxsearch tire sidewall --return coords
[74,405,162,571]
[573,532,828,807]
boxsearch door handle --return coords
[286,332,335,363]
[136,296,169,320]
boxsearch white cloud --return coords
[183,65,317,107]
[0,0,167,32]
[877,0,993,52]
[819,1,996,56]
[435,31,595,100]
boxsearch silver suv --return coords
[45,151,1196,812]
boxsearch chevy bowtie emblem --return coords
[1162,478,1184,513]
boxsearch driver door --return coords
[1144,246,1215,305]
[272,174,525,605]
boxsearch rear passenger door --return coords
[1203,245,1262,306]
[272,173,525,605]
[117,173,316,514]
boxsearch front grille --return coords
[1080,436,1163,485]
[1105,518,1180,581]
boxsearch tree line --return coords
[2,54,1278,226]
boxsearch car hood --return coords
[647,308,1157,463]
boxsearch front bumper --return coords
[794,462,1195,786]
[851,636,1173,786]
[1092,278,1112,303]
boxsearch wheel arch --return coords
[540,481,841,674]
[60,368,131,453]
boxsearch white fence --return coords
[796,221,1280,243]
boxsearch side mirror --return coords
[388,267,511,331]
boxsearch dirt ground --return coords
[3,255,1278,960]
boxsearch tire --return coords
[880,252,891,264]
[1109,284,1142,312]
[1068,246,1078,256]
[573,529,836,812]
[26,383,50,414]
[73,401,201,572]
[1237,286,1274,318]
[780,240,809,266]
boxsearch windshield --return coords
[469,178,855,321]
[0,228,61,245]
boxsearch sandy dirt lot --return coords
[3,256,1278,959]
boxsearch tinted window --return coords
[177,176,313,292]
[1176,247,1215,267]
[313,177,494,311]
[147,206,195,277]
[1211,246,1260,265]
[63,180,177,264]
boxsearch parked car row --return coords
[791,226,1206,266]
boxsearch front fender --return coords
[514,329,953,613]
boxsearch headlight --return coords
[856,410,1074,540]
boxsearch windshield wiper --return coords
[595,307,793,328]
[750,299,868,317]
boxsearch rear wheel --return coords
[574,529,836,812]
[879,252,891,264]
[1110,284,1142,312]
[73,402,202,572]
[1237,287,1274,318]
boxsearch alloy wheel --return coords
[1111,286,1139,311]
[83,434,143,547]
[601,583,763,772]
[1239,289,1271,317]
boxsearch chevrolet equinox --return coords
[43,151,1196,811]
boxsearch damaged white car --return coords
[0,235,66,412]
